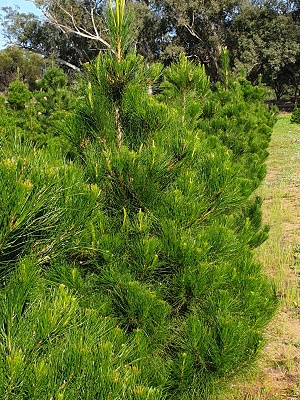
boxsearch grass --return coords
[257,115,300,308]
[217,114,300,399]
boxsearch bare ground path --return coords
[220,114,300,399]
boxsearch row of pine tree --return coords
[0,1,279,398]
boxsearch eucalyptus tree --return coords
[1,0,244,79]
[227,3,300,98]
[2,0,299,86]
[0,6,98,71]
[0,45,45,92]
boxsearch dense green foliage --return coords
[0,64,76,146]
[7,79,32,110]
[290,106,300,124]
[0,3,279,397]
[0,49,278,398]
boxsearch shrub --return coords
[7,80,32,110]
[291,107,300,124]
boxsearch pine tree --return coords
[0,1,278,398]
[7,79,31,110]
[62,1,278,398]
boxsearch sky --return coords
[0,0,43,49]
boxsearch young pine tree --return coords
[62,1,277,398]
[0,1,277,398]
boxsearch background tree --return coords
[162,0,243,78]
[0,45,45,93]
[227,3,300,99]
[2,64,75,145]
[1,0,299,84]
[0,6,95,72]
[2,0,300,94]
[34,64,77,138]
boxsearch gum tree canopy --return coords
[1,0,300,89]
